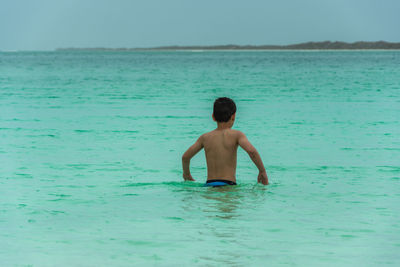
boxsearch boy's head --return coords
[213,97,236,123]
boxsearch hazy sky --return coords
[1,0,399,50]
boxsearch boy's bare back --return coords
[182,97,268,185]
[202,129,239,182]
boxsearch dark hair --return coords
[213,97,236,122]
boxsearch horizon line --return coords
[2,40,400,52]
[57,40,400,51]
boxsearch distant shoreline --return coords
[56,41,400,51]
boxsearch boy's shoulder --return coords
[226,129,245,137]
[201,129,245,139]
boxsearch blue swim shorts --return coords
[204,179,237,187]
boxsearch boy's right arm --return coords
[181,135,204,181]
[237,131,269,185]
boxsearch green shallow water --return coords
[0,51,399,266]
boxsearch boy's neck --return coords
[216,122,233,130]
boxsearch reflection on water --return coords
[176,183,270,265]
[178,183,269,220]
[200,186,243,220]
[177,183,270,218]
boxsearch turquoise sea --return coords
[0,51,399,266]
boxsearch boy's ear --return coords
[212,113,216,121]
[231,113,236,121]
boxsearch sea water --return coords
[0,51,399,266]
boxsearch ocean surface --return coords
[0,51,399,266]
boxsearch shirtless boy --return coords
[182,97,269,186]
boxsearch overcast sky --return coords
[1,0,399,51]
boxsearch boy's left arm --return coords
[182,135,204,181]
